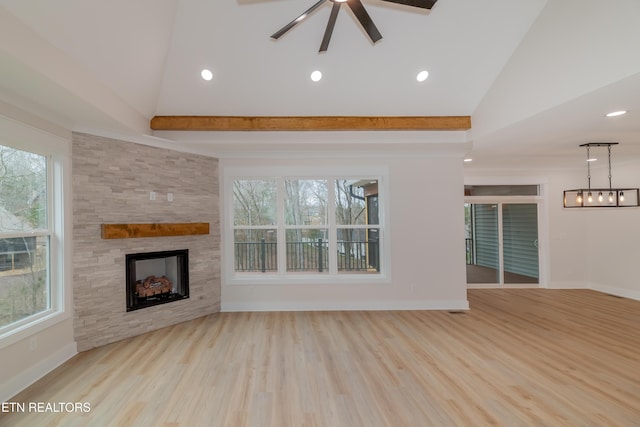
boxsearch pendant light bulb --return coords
[598,191,603,203]
[608,191,614,203]
[587,192,593,203]
[576,192,583,204]
[620,191,625,202]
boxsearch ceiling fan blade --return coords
[271,0,328,40]
[380,0,438,9]
[319,2,341,52]
[346,0,382,43]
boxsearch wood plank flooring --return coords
[3,289,640,426]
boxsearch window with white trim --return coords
[0,144,51,331]
[229,172,385,280]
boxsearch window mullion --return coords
[0,231,50,239]
[276,178,287,275]
[328,178,338,275]
[48,154,54,233]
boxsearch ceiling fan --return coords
[271,0,438,52]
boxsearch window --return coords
[0,144,51,331]
[464,185,539,196]
[228,170,386,282]
[233,179,278,273]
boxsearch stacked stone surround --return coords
[72,132,220,351]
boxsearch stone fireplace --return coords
[126,249,189,311]
[72,132,220,352]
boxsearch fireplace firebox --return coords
[126,249,189,312]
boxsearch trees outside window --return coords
[231,176,382,276]
[0,144,50,329]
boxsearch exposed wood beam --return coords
[150,116,471,131]
[101,222,210,239]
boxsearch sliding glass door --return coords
[465,202,539,286]
[502,203,539,284]
[465,203,499,284]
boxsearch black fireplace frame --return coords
[126,249,189,312]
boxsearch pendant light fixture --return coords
[563,142,639,208]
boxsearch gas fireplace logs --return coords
[136,275,173,298]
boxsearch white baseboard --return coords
[546,281,588,289]
[222,299,469,312]
[589,283,640,301]
[1,341,77,402]
[467,283,542,289]
[469,281,640,301]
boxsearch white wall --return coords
[545,170,591,289]
[221,154,469,311]
[0,319,76,402]
[0,112,76,401]
[580,160,640,298]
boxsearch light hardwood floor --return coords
[3,289,640,426]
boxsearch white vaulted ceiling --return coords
[1,0,639,168]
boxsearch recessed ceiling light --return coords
[463,158,473,162]
[587,158,598,162]
[201,69,213,81]
[310,70,322,82]
[416,70,429,82]
[606,110,627,117]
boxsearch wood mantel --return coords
[101,223,210,239]
[150,115,472,131]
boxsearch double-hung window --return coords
[227,167,387,283]
[0,144,51,332]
